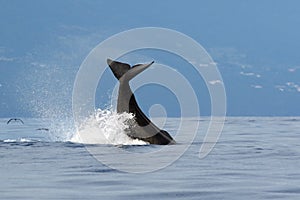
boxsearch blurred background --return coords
[0,0,299,117]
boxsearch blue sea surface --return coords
[1,117,300,199]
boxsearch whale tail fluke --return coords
[107,59,131,80]
[107,58,154,81]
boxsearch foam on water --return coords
[2,138,34,143]
[0,110,146,146]
[70,109,147,145]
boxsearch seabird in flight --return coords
[7,118,24,124]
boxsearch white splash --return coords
[251,85,263,89]
[240,71,261,78]
[209,80,223,85]
[275,85,285,92]
[275,83,300,92]
[3,138,33,143]
[286,82,300,92]
[70,109,147,145]
[288,66,300,72]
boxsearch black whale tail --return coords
[107,58,154,81]
[106,58,176,145]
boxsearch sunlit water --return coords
[1,116,300,199]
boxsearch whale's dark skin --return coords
[107,59,175,145]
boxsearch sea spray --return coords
[71,109,147,145]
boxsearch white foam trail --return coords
[3,139,16,143]
[3,138,33,143]
[70,109,147,145]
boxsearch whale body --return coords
[107,59,175,145]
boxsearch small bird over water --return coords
[7,118,24,124]
[36,128,49,131]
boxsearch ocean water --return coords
[1,116,300,200]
